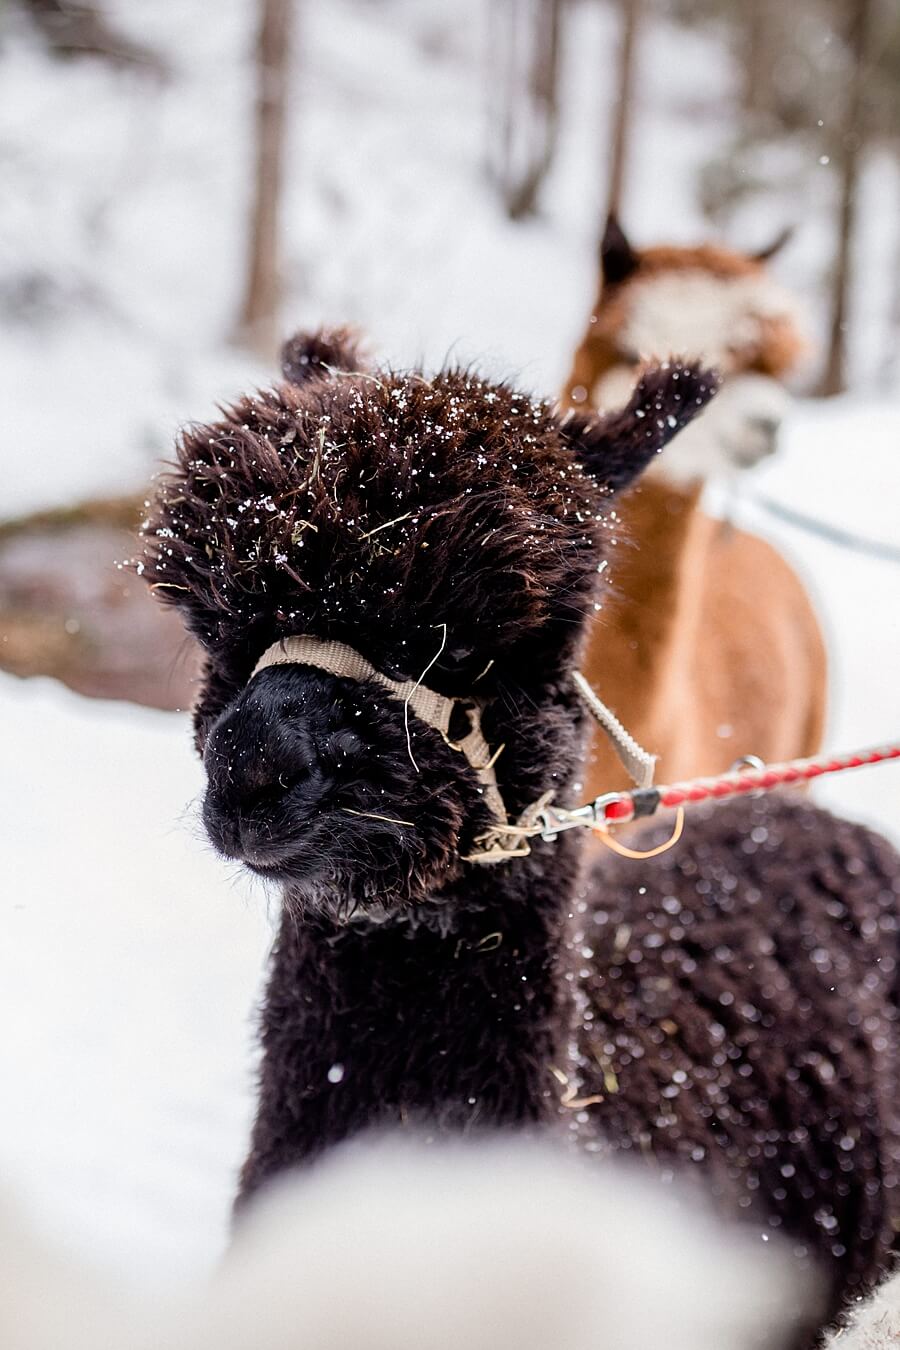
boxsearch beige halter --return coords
[252,636,655,864]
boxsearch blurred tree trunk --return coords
[235,0,294,361]
[881,166,900,386]
[486,0,564,221]
[820,0,872,397]
[605,0,642,222]
[739,0,776,117]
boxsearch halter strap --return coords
[256,636,459,743]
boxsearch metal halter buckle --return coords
[537,793,629,841]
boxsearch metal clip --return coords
[538,803,595,840]
[538,793,632,841]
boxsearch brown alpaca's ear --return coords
[600,213,639,286]
[561,361,720,494]
[281,326,367,384]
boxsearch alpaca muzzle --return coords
[252,636,656,864]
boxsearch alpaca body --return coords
[564,219,827,792]
[141,331,897,1342]
[241,791,899,1324]
[573,795,899,1312]
[582,477,827,797]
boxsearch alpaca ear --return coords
[600,213,639,286]
[281,326,366,384]
[561,361,720,494]
[752,225,794,264]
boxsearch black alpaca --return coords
[142,329,899,1327]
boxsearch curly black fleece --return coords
[142,330,898,1331]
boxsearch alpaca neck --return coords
[581,477,710,796]
[599,477,706,720]
[238,686,588,1204]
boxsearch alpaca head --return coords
[142,329,716,916]
[573,215,806,482]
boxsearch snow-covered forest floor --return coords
[0,0,898,1292]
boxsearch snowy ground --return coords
[0,679,269,1289]
[0,0,898,1298]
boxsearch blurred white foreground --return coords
[0,1136,811,1350]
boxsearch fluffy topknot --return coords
[141,332,717,727]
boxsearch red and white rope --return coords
[598,743,900,827]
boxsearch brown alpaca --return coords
[563,218,827,799]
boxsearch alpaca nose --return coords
[205,732,308,812]
[201,702,321,862]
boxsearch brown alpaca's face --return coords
[143,335,716,913]
[573,218,805,481]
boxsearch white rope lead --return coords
[571,671,656,790]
